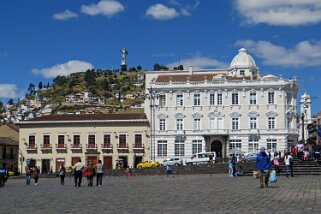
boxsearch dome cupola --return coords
[228,48,259,78]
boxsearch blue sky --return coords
[0,0,321,115]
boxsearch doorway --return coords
[119,156,128,169]
[71,157,80,167]
[87,156,98,165]
[211,140,222,157]
[103,156,113,170]
[56,158,65,173]
[134,156,143,168]
[42,159,50,174]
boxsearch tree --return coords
[0,100,3,109]
[38,81,43,90]
[137,65,142,71]
[153,63,161,71]
[7,98,14,105]
[28,83,35,94]
[84,69,96,85]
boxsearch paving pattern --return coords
[1,174,321,214]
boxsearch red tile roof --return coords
[25,113,147,122]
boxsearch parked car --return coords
[185,152,216,166]
[161,157,183,167]
[136,160,160,168]
[8,171,14,176]
[243,153,258,162]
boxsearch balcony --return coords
[132,143,144,153]
[56,144,67,151]
[40,144,52,151]
[86,144,97,151]
[70,144,82,152]
[101,143,113,153]
[25,144,37,151]
[117,143,129,153]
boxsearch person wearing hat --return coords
[256,147,272,188]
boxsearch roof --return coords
[229,48,257,69]
[6,123,19,132]
[0,137,18,146]
[155,74,217,83]
[24,113,147,122]
[317,111,321,118]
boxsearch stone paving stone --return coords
[0,174,321,213]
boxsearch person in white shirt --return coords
[284,152,294,178]
[73,159,84,187]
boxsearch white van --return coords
[185,152,217,166]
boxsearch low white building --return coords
[144,48,299,163]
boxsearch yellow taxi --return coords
[8,171,14,176]
[136,160,160,168]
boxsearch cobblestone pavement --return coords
[1,174,321,214]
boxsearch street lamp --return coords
[301,96,310,144]
[146,87,158,160]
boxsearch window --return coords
[88,135,95,145]
[232,118,239,130]
[74,135,80,144]
[229,139,242,151]
[248,140,258,153]
[58,135,65,148]
[267,139,277,153]
[176,119,183,131]
[217,93,223,105]
[250,92,256,105]
[210,118,223,130]
[159,94,166,107]
[232,92,238,105]
[287,117,292,129]
[250,117,257,130]
[175,140,185,156]
[104,135,111,144]
[240,70,245,76]
[159,119,166,131]
[194,93,201,106]
[193,118,201,131]
[268,117,275,129]
[43,135,50,145]
[209,93,215,105]
[29,135,35,144]
[119,134,126,147]
[268,91,274,104]
[135,134,142,147]
[157,140,167,157]
[192,140,202,154]
[176,94,183,106]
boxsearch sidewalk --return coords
[1,174,321,213]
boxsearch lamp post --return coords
[147,87,158,160]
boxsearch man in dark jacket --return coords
[256,147,272,188]
[0,165,8,188]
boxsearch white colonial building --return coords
[145,48,299,162]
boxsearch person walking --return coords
[256,147,272,188]
[296,141,304,161]
[86,163,95,187]
[125,166,132,179]
[0,165,8,188]
[166,164,172,177]
[32,166,40,186]
[58,163,66,185]
[26,167,32,186]
[284,152,294,178]
[228,158,234,177]
[273,152,281,175]
[73,159,84,187]
[96,160,103,186]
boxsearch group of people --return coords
[291,142,321,163]
[256,147,295,188]
[70,159,104,187]
[25,166,40,186]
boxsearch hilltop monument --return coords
[120,48,128,71]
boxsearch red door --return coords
[87,156,97,165]
[71,157,80,167]
[104,156,112,170]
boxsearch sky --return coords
[0,0,321,115]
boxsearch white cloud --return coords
[31,60,94,78]
[145,2,199,20]
[81,0,124,17]
[0,84,19,98]
[235,0,321,26]
[167,55,228,70]
[236,40,321,67]
[146,4,179,20]
[53,10,78,21]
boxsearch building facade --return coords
[0,124,19,172]
[17,113,149,173]
[145,48,299,163]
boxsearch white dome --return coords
[229,48,257,69]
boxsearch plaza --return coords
[1,174,321,213]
